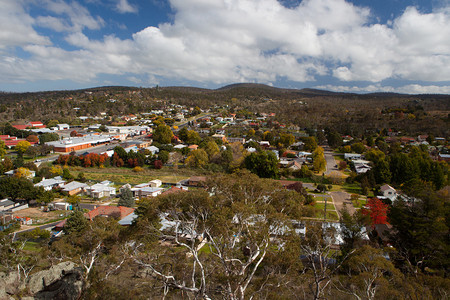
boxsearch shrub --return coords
[133,166,144,173]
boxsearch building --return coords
[56,124,70,130]
[61,181,88,195]
[379,184,397,202]
[46,134,114,152]
[85,206,134,221]
[34,177,65,191]
[85,181,116,198]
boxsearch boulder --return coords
[27,261,77,294]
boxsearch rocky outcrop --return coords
[0,261,83,300]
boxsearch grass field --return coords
[69,166,208,185]
[314,201,336,211]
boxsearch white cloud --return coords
[0,0,50,48]
[314,84,450,94]
[40,0,105,32]
[1,0,450,89]
[116,0,137,13]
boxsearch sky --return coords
[0,0,449,94]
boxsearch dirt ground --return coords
[14,207,69,223]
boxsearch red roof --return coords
[12,125,28,130]
[161,186,187,196]
[85,206,134,221]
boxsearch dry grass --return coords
[69,166,210,185]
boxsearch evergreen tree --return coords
[64,210,88,234]
[118,187,134,208]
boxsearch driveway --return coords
[330,191,356,217]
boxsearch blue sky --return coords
[0,0,449,93]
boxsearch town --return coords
[0,85,448,299]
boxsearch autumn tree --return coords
[15,140,31,154]
[26,135,39,144]
[185,149,209,168]
[362,198,389,227]
[312,146,326,172]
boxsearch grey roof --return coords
[62,181,88,191]
[34,177,65,188]
[0,199,15,207]
[118,212,138,226]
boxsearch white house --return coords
[86,181,116,198]
[379,184,397,202]
[149,179,162,187]
[56,124,70,130]
[344,153,362,160]
[34,177,65,191]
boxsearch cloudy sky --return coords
[0,0,449,93]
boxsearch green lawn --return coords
[353,198,367,208]
[314,201,336,211]
[22,241,40,252]
[342,183,363,194]
[314,210,339,221]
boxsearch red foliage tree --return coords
[362,198,389,227]
[57,154,69,165]
[26,135,39,143]
[154,160,163,169]
[70,130,78,137]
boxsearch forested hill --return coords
[0,83,448,137]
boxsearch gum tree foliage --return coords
[133,171,305,299]
[244,150,279,179]
[153,124,174,144]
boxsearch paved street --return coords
[324,150,337,175]
[330,191,356,218]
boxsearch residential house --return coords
[5,169,36,179]
[187,176,207,187]
[34,177,65,191]
[379,184,397,202]
[227,137,245,144]
[134,187,164,198]
[86,181,116,198]
[0,199,16,212]
[85,206,134,221]
[149,179,162,187]
[344,153,362,160]
[61,181,88,195]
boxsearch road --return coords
[330,191,356,218]
[324,149,338,176]
[12,220,62,241]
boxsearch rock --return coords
[27,261,76,294]
[34,271,83,300]
[1,262,83,300]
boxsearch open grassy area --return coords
[69,166,208,185]
[314,201,336,211]
[353,198,367,208]
[22,241,41,252]
[341,183,362,194]
[314,210,339,221]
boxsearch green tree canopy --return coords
[153,124,174,144]
[118,187,135,208]
[244,150,279,179]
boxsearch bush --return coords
[133,166,144,172]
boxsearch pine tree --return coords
[118,187,134,208]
